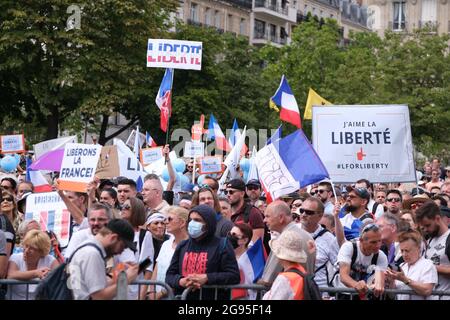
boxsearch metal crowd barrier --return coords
[180,284,269,300]
[319,287,450,300]
[0,279,40,300]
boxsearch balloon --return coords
[13,154,21,166]
[1,155,17,173]
[172,158,186,173]
[179,174,189,187]
[161,168,170,182]
[197,174,208,185]
[239,158,250,172]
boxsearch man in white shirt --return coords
[298,197,339,289]
[315,181,334,215]
[416,201,450,299]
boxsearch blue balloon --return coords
[197,174,208,186]
[162,168,170,182]
[173,158,186,173]
[1,155,17,173]
[13,154,21,166]
[239,158,250,172]
[180,174,190,186]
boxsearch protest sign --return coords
[147,39,203,70]
[95,145,120,179]
[312,105,415,183]
[199,156,223,174]
[113,138,147,181]
[125,130,146,149]
[140,147,163,166]
[33,136,77,159]
[0,134,25,153]
[184,141,204,158]
[25,192,71,247]
[58,143,102,192]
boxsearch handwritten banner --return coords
[198,156,223,174]
[140,147,163,166]
[147,39,203,70]
[184,141,204,158]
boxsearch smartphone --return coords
[138,258,152,273]
[389,264,400,272]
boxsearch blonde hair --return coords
[22,230,51,257]
[166,206,189,223]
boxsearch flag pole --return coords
[330,180,338,206]
[164,69,174,164]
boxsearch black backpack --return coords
[286,268,322,300]
[35,243,104,300]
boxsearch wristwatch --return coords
[404,278,411,285]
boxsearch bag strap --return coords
[445,232,450,261]
[286,268,306,278]
[243,204,252,224]
[351,241,358,269]
[138,229,147,253]
[370,252,379,266]
[313,228,329,240]
[371,202,379,216]
[68,242,106,266]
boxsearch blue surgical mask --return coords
[188,220,205,239]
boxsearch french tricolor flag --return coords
[155,68,174,132]
[270,75,301,129]
[229,119,248,156]
[232,238,267,300]
[207,114,231,152]
[145,132,157,147]
[26,157,52,193]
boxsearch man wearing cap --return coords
[226,179,265,243]
[355,179,384,219]
[339,186,374,240]
[68,219,139,300]
[246,179,262,206]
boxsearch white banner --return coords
[184,141,204,158]
[312,105,415,183]
[1,134,25,153]
[199,156,223,174]
[25,192,71,248]
[114,138,148,181]
[147,39,202,70]
[34,136,77,159]
[59,143,102,192]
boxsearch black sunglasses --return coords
[298,208,317,215]
[224,189,239,195]
[310,190,318,195]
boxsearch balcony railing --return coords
[255,0,288,15]
[253,29,286,45]
[222,0,252,9]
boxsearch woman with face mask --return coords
[165,204,240,300]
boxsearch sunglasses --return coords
[121,204,131,210]
[291,202,302,208]
[310,190,318,195]
[386,198,401,203]
[2,197,14,203]
[317,189,328,194]
[298,208,317,215]
[246,186,260,191]
[362,223,379,234]
[224,189,239,195]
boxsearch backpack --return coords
[35,243,104,300]
[330,241,379,287]
[286,268,322,300]
[312,228,336,286]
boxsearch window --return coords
[269,24,277,42]
[214,10,221,28]
[204,8,211,25]
[240,18,246,35]
[228,14,233,32]
[393,1,406,30]
[190,3,199,22]
[254,19,266,38]
[421,0,437,25]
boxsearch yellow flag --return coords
[303,88,332,120]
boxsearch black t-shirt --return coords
[0,215,16,255]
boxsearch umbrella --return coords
[29,148,64,171]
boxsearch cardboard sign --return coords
[59,143,102,192]
[184,141,204,158]
[125,130,146,149]
[95,145,120,179]
[140,147,163,166]
[199,156,223,174]
[33,136,77,159]
[312,105,415,183]
[25,192,71,248]
[147,39,203,70]
[1,134,25,153]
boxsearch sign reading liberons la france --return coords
[312,105,416,183]
[147,39,202,70]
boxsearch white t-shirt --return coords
[336,241,388,285]
[262,274,296,300]
[7,253,56,300]
[310,225,339,288]
[64,228,94,259]
[68,238,107,300]
[368,199,384,219]
[395,257,438,300]
[324,201,334,215]
[425,229,450,298]
[155,235,175,293]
